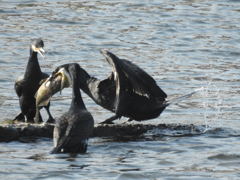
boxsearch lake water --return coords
[0,0,240,179]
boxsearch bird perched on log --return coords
[14,38,54,123]
[97,50,168,124]
[42,63,94,153]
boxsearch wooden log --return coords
[0,126,19,142]
[0,122,204,142]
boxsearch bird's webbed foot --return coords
[100,115,120,124]
[13,113,25,122]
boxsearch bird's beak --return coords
[37,47,45,57]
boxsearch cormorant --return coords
[47,63,94,153]
[98,50,168,123]
[14,38,54,123]
[36,50,168,124]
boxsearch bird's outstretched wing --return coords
[101,50,167,115]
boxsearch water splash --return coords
[165,85,223,133]
[200,82,223,132]
[166,87,205,106]
[0,95,7,107]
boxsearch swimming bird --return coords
[36,50,168,124]
[48,63,94,154]
[14,38,54,123]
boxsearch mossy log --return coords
[0,122,204,142]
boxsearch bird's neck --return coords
[70,74,86,110]
[24,49,41,79]
[72,67,99,102]
[78,68,94,95]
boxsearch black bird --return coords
[47,63,94,153]
[37,50,168,124]
[14,38,54,123]
[81,50,168,123]
[99,50,168,123]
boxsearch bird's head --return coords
[50,64,74,90]
[31,38,45,57]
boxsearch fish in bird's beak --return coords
[35,68,71,107]
[56,68,72,92]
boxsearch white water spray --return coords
[200,82,223,132]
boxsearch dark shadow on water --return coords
[68,164,89,169]
[27,153,48,161]
[204,127,240,138]
[208,153,240,161]
[45,20,80,25]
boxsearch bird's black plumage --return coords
[100,50,168,123]
[14,38,54,123]
[70,50,168,124]
[51,63,94,154]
